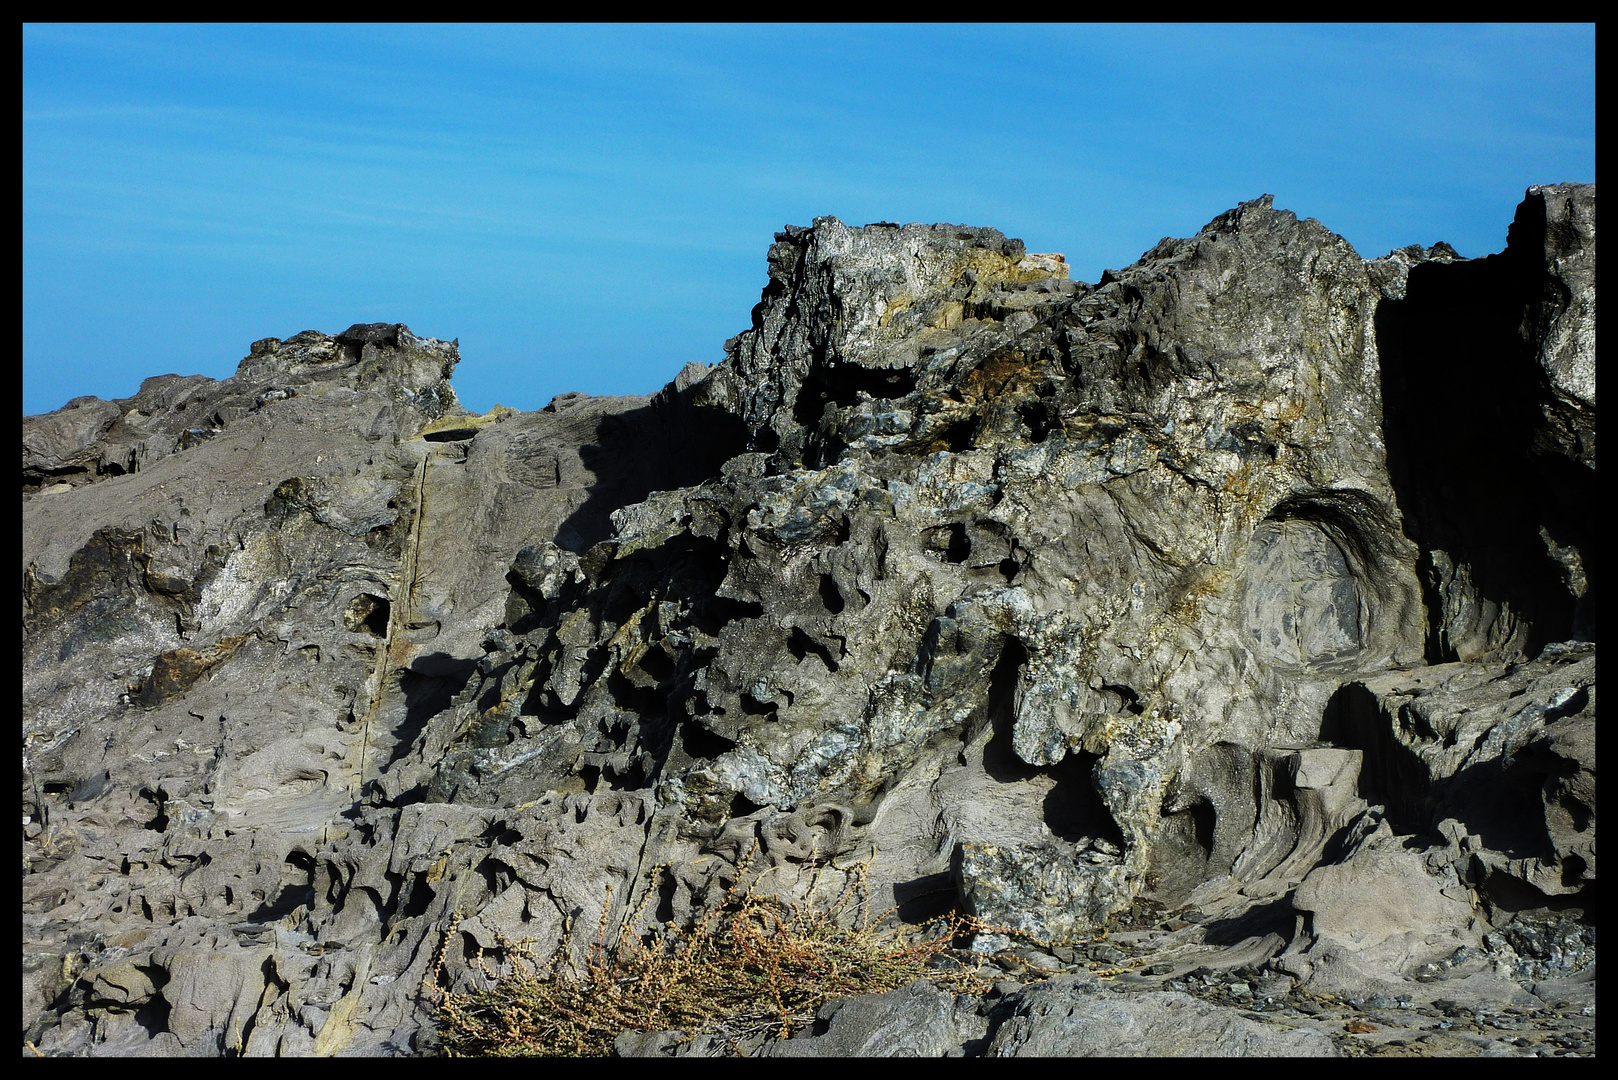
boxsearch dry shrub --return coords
[431,843,990,1056]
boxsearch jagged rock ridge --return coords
[23,185,1594,1057]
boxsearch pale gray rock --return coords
[984,975,1336,1056]
[1520,185,1596,442]
[1329,645,1596,901]
[21,187,1595,1056]
[757,979,976,1057]
[1279,816,1481,983]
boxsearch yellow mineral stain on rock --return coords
[416,404,514,442]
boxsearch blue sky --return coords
[23,24,1596,417]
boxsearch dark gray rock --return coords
[1376,184,1596,657]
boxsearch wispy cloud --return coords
[23,22,1593,415]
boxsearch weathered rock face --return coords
[1377,186,1597,660]
[21,328,742,1055]
[22,186,1594,1057]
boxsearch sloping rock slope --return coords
[22,185,1594,1057]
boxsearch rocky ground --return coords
[613,874,1595,1058]
[23,185,1594,1056]
[978,902,1597,1059]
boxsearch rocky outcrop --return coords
[22,185,1595,1057]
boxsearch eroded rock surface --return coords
[23,185,1595,1057]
